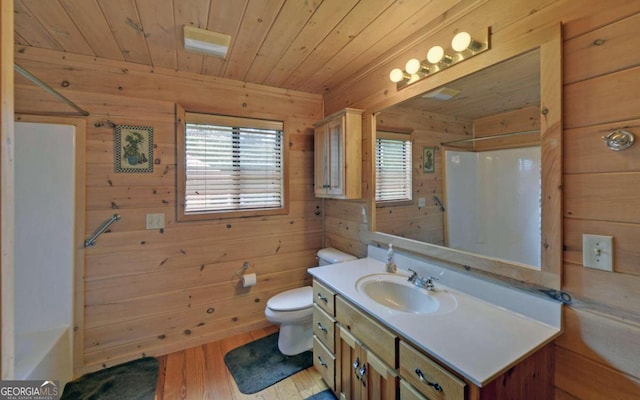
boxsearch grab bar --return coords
[84,214,120,247]
[433,195,446,212]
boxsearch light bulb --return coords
[427,46,445,64]
[405,58,421,74]
[451,32,472,52]
[389,68,405,83]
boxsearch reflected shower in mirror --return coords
[375,49,542,268]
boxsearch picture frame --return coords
[115,125,153,173]
[423,146,435,173]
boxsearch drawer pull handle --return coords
[317,322,328,333]
[317,292,328,303]
[353,357,361,380]
[415,368,443,392]
[317,355,328,368]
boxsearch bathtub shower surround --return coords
[14,122,76,387]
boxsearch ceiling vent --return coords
[421,87,461,101]
[183,25,230,59]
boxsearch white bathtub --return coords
[15,327,72,388]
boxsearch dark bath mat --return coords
[61,357,158,400]
[224,332,313,394]
[305,388,338,400]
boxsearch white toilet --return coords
[265,248,356,356]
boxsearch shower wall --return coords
[14,122,74,385]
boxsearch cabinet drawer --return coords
[400,379,428,400]
[399,341,466,400]
[335,296,397,368]
[313,280,335,316]
[313,336,336,391]
[313,305,335,353]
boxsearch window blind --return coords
[184,115,284,214]
[376,136,412,202]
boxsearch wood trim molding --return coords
[1,0,15,380]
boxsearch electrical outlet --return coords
[582,234,613,271]
[146,213,165,230]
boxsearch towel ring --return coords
[603,129,634,151]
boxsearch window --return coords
[376,132,412,203]
[177,107,287,220]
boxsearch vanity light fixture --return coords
[183,25,231,59]
[389,27,490,89]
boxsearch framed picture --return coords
[115,125,153,173]
[423,146,435,173]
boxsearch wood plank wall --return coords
[554,9,640,399]
[323,1,640,399]
[13,47,323,374]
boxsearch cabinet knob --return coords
[359,365,367,387]
[353,357,361,380]
[415,368,443,392]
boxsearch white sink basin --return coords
[355,273,457,314]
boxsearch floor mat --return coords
[61,357,158,400]
[224,332,312,394]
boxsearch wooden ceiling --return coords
[13,0,484,95]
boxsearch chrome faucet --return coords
[407,268,438,291]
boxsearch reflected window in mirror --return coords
[375,131,412,204]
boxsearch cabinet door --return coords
[337,325,364,400]
[363,348,398,400]
[337,325,398,400]
[314,123,329,196]
[325,115,345,196]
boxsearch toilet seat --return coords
[266,286,312,311]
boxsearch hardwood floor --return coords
[154,325,329,400]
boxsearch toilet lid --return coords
[267,286,313,311]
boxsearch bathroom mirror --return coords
[369,27,562,290]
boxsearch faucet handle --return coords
[425,276,439,291]
[407,268,418,281]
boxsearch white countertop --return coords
[308,257,562,387]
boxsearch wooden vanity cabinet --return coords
[312,280,554,400]
[313,108,363,199]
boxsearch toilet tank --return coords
[317,248,357,266]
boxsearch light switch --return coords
[146,213,165,230]
[418,197,426,208]
[582,234,613,271]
